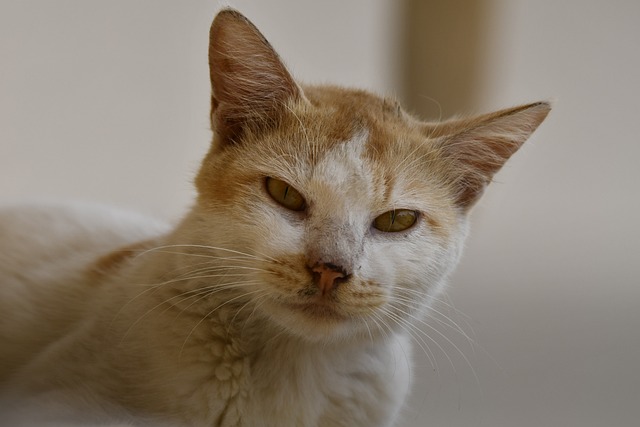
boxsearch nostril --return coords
[310,262,350,295]
[316,262,346,277]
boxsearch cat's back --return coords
[0,202,168,286]
[0,202,168,378]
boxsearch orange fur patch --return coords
[89,240,155,277]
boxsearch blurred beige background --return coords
[1,1,639,426]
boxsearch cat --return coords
[0,8,550,427]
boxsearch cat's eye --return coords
[373,209,418,232]
[266,177,306,211]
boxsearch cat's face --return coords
[194,87,466,341]
[184,9,549,342]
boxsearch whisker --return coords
[378,306,439,374]
[173,281,264,318]
[387,302,481,393]
[359,317,374,344]
[179,289,266,360]
[389,294,476,347]
[169,265,275,282]
[393,286,464,315]
[230,290,271,326]
[136,244,277,263]
[441,291,478,341]
[119,281,261,342]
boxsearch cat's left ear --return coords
[426,101,551,211]
[208,9,304,144]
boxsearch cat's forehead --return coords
[259,88,446,211]
[302,85,406,129]
[284,86,431,177]
[306,129,372,207]
[273,86,417,158]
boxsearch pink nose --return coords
[311,263,347,296]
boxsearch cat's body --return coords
[0,203,409,427]
[0,9,550,427]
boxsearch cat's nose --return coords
[310,262,349,296]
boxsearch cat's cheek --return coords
[362,232,450,294]
[252,209,306,261]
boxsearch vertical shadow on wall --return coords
[399,0,488,120]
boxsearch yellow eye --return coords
[266,177,306,211]
[373,209,418,232]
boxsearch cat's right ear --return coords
[208,9,303,144]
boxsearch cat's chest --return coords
[183,338,333,426]
[173,319,408,427]
[165,316,252,426]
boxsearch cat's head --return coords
[188,9,549,342]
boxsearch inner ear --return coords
[208,9,304,144]
[428,102,551,211]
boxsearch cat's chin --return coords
[261,298,370,342]
[284,300,349,322]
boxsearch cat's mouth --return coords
[284,299,349,321]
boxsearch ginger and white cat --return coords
[0,9,550,427]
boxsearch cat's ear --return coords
[427,101,551,211]
[208,9,303,143]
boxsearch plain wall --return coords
[1,1,639,426]
[0,0,400,221]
